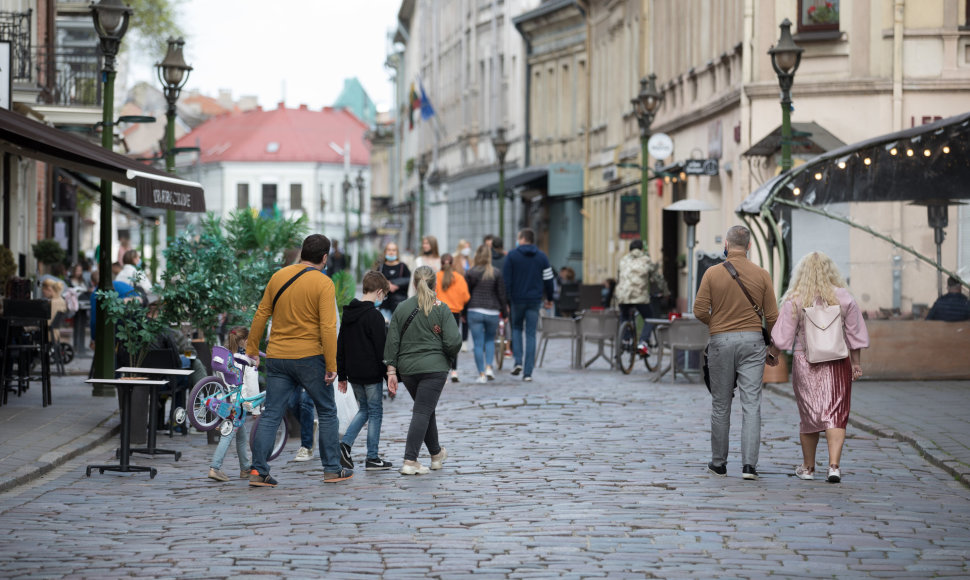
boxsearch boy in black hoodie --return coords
[337,271,395,470]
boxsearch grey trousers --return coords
[708,331,767,468]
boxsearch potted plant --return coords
[96,281,166,369]
[32,239,66,274]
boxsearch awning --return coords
[742,121,846,158]
[476,169,548,199]
[738,111,970,214]
[0,106,205,212]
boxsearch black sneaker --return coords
[511,364,523,376]
[365,457,393,470]
[707,462,727,476]
[248,471,278,487]
[339,442,354,469]
[742,464,759,480]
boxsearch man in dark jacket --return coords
[502,228,555,382]
[927,276,970,322]
[336,271,393,470]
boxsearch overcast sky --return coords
[128,0,402,112]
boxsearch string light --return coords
[942,145,950,154]
[923,149,931,157]
[863,157,871,165]
[793,187,801,196]
[838,161,846,169]
[814,172,823,181]
[906,149,914,157]
[889,147,898,156]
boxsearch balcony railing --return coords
[0,10,33,82]
[35,46,102,107]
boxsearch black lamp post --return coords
[417,154,429,239]
[91,0,132,384]
[631,73,663,243]
[769,18,803,172]
[491,128,509,242]
[156,37,192,243]
[355,170,365,279]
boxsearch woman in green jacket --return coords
[384,266,462,475]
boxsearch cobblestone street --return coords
[0,351,968,578]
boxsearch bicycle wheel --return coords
[616,320,637,374]
[187,376,229,431]
[60,343,75,364]
[643,326,661,372]
[249,414,289,462]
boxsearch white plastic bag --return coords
[242,366,261,415]
[334,382,359,436]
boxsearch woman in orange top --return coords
[436,253,470,383]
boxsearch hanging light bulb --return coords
[923,149,931,157]
[838,161,846,169]
[942,145,950,154]
[793,187,801,196]
[863,157,872,166]
[889,147,898,156]
[906,149,914,157]
[814,172,823,181]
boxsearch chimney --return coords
[299,104,309,111]
[277,101,286,110]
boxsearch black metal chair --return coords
[0,299,53,406]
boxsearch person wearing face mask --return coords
[376,242,411,321]
[336,271,395,471]
[409,236,441,297]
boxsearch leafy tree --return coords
[126,0,185,57]
[32,239,66,268]
[331,270,356,318]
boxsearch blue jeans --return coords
[510,301,541,377]
[210,421,250,472]
[620,303,656,343]
[289,389,315,449]
[467,310,499,374]
[341,382,384,459]
[252,356,342,475]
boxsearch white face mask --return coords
[460,247,471,256]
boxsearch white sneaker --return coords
[485,366,495,380]
[450,370,459,383]
[461,341,469,352]
[476,375,487,383]
[400,460,430,475]
[293,447,313,462]
[430,447,448,470]
[827,465,841,483]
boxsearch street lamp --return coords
[417,154,429,239]
[490,128,510,242]
[91,0,132,384]
[769,18,803,172]
[631,73,663,243]
[355,170,365,279]
[156,37,192,243]
[341,175,352,263]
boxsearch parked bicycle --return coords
[175,345,289,461]
[616,306,661,374]
[494,316,511,370]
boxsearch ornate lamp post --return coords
[631,73,663,243]
[490,128,509,242]
[417,154,429,239]
[355,170,365,279]
[769,18,803,172]
[91,0,132,383]
[156,37,192,242]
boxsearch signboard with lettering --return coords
[684,158,719,176]
[619,195,641,240]
[135,176,206,212]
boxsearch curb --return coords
[0,414,120,493]
[763,383,969,488]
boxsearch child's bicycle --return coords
[174,346,290,461]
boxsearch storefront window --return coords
[798,0,840,33]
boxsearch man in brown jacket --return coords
[694,225,779,481]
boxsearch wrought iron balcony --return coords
[0,9,33,82]
[35,46,102,107]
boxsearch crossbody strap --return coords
[272,266,318,311]
[723,262,763,317]
[399,306,421,338]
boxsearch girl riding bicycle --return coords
[207,327,253,482]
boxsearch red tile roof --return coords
[176,103,371,164]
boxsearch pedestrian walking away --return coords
[502,228,555,382]
[465,244,508,383]
[694,225,779,480]
[337,271,394,471]
[383,266,462,475]
[246,234,351,487]
[436,253,470,383]
[770,251,869,483]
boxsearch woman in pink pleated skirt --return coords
[769,252,869,483]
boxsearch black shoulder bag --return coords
[272,267,318,311]
[722,262,772,346]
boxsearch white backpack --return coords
[802,303,848,363]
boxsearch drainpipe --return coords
[892,0,904,131]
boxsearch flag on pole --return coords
[408,83,420,130]
[419,80,436,120]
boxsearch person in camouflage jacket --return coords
[615,240,668,352]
